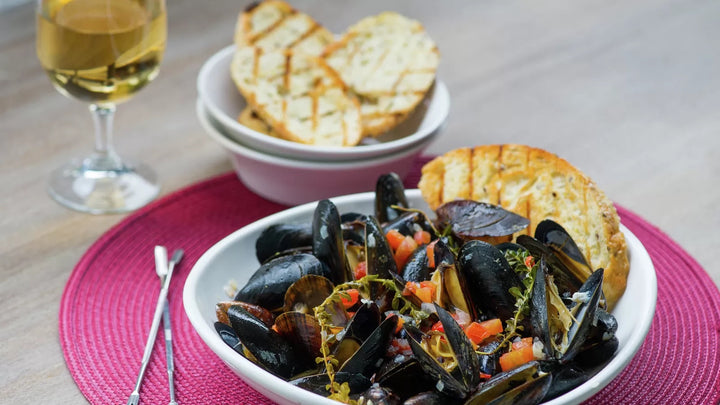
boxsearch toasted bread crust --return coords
[324,12,439,137]
[237,107,280,137]
[234,0,334,56]
[231,47,363,146]
[419,144,629,309]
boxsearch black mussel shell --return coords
[375,173,409,224]
[383,211,436,238]
[227,305,307,379]
[435,200,529,240]
[535,220,593,276]
[477,337,503,376]
[255,223,313,264]
[214,322,243,354]
[517,235,583,296]
[401,244,430,282]
[530,257,553,359]
[561,268,604,364]
[540,361,589,402]
[575,335,619,369]
[405,336,467,399]
[365,215,398,280]
[340,316,399,378]
[313,199,353,285]
[376,357,434,401]
[465,361,546,405]
[458,240,523,322]
[434,304,481,390]
[234,253,331,312]
[289,372,371,396]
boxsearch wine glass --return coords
[36,0,167,214]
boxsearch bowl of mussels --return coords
[184,174,657,405]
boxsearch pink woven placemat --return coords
[59,158,720,405]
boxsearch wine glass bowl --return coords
[36,0,166,214]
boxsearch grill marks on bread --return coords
[235,0,334,56]
[324,12,440,136]
[419,145,629,310]
[231,47,362,146]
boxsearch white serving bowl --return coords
[196,45,449,161]
[184,190,658,405]
[197,99,435,205]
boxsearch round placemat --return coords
[60,158,720,405]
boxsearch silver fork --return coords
[126,248,184,405]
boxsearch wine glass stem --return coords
[87,103,124,172]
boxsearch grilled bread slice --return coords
[231,47,363,146]
[324,12,439,136]
[234,0,334,56]
[238,107,280,137]
[418,144,629,310]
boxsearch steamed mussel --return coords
[216,173,621,404]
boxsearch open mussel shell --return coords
[274,311,323,364]
[376,357,438,401]
[339,315,399,378]
[255,223,313,264]
[458,240,523,322]
[234,253,331,312]
[382,210,436,238]
[365,215,398,280]
[517,234,583,296]
[404,305,480,399]
[214,322,243,354]
[530,257,553,359]
[216,300,275,328]
[434,304,481,390]
[477,337,503,376]
[227,305,307,379]
[534,219,593,281]
[560,268,604,364]
[431,258,478,321]
[465,361,550,405]
[289,372,371,397]
[375,172,409,224]
[405,391,462,405]
[283,274,334,314]
[313,199,353,285]
[333,302,382,366]
[435,200,529,242]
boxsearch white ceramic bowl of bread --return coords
[196,99,435,205]
[197,45,449,162]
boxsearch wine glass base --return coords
[48,159,160,215]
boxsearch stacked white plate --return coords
[196,46,450,205]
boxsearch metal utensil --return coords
[155,246,180,405]
[126,248,184,405]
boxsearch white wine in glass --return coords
[36,0,167,214]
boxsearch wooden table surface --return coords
[1,0,719,403]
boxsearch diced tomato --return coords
[499,345,535,372]
[403,281,435,303]
[479,372,493,380]
[271,324,279,333]
[524,256,535,269]
[394,236,418,270]
[464,319,502,345]
[431,321,445,333]
[511,337,534,351]
[413,230,431,246]
[386,229,406,251]
[340,289,360,309]
[426,240,438,268]
[353,261,367,280]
